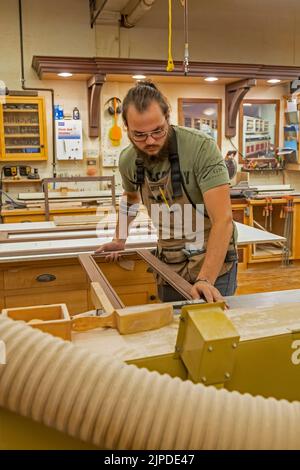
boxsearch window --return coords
[178,98,222,149]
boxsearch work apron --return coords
[140,170,237,286]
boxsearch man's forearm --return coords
[114,212,137,242]
[113,195,140,242]
[197,219,233,284]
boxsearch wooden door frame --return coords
[238,99,280,163]
[79,250,193,302]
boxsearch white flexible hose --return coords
[1,316,300,449]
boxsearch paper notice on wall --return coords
[287,99,297,113]
[103,152,119,167]
[56,120,83,160]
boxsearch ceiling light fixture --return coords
[267,79,281,84]
[58,72,73,77]
[203,107,216,116]
[132,74,146,80]
[204,77,218,82]
[243,103,252,107]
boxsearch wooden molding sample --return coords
[225,79,256,138]
[90,281,116,315]
[32,56,300,80]
[87,74,106,137]
[136,249,193,300]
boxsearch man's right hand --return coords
[94,240,126,262]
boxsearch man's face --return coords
[126,101,169,157]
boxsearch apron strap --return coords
[134,126,183,199]
[168,127,183,198]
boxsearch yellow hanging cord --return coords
[166,0,174,72]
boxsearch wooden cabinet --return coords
[97,258,158,305]
[0,96,47,161]
[247,198,300,263]
[0,256,158,316]
[231,199,248,270]
[1,207,99,223]
[0,259,89,316]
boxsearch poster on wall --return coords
[56,120,83,160]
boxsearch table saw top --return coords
[72,289,300,361]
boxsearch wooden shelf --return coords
[241,168,284,172]
[2,179,42,184]
[5,145,40,149]
[0,155,46,162]
[285,163,300,171]
[3,109,38,113]
[4,124,39,127]
[5,134,39,138]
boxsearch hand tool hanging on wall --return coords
[183,0,189,75]
[166,0,174,71]
[263,199,269,229]
[108,97,122,146]
[268,197,273,232]
[281,196,294,266]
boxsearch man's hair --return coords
[122,80,170,126]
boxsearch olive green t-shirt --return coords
[119,125,237,246]
[118,124,238,273]
[119,125,230,205]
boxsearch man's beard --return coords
[131,127,171,162]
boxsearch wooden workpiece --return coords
[72,282,173,335]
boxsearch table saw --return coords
[1,287,300,450]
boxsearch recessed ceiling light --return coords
[132,74,146,80]
[57,72,73,77]
[204,77,218,82]
[203,107,216,116]
[267,79,281,84]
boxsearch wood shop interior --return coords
[1,0,300,451]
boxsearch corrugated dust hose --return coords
[1,316,300,449]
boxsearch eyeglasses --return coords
[130,126,167,142]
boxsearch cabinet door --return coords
[0,97,47,161]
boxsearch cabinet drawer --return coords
[232,209,245,224]
[99,259,155,286]
[2,215,45,223]
[115,283,158,306]
[4,264,87,290]
[5,289,88,315]
[0,292,5,310]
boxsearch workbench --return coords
[0,220,284,262]
[0,219,285,313]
